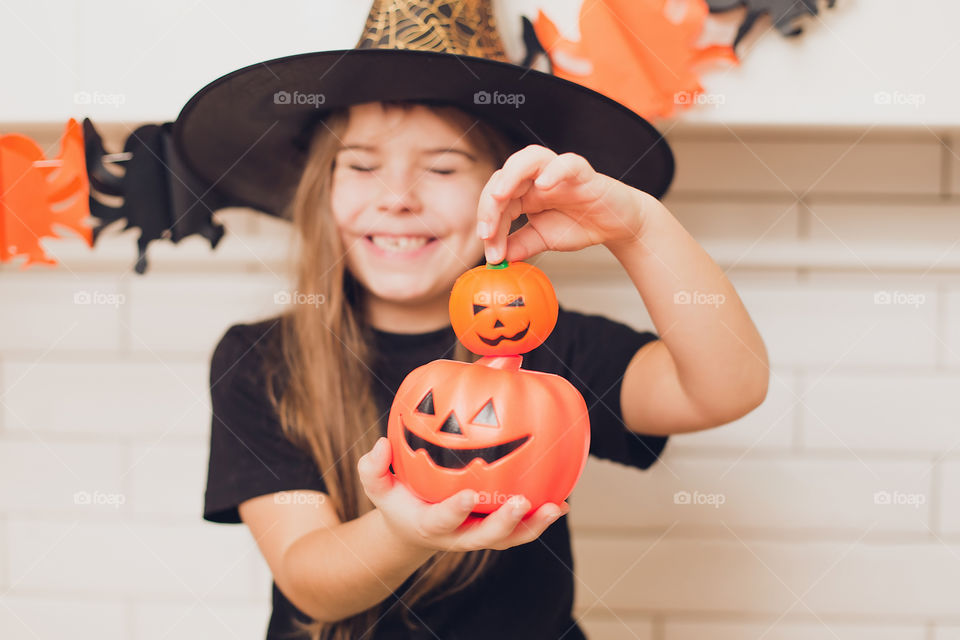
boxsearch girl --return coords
[202,99,768,639]
[187,3,769,638]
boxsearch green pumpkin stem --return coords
[486,259,509,270]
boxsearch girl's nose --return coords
[374,168,422,215]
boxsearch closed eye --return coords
[349,165,376,172]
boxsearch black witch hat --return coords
[172,0,675,220]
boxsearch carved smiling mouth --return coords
[402,419,530,469]
[477,322,530,347]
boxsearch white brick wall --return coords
[3,124,959,639]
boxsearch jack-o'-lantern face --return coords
[401,388,530,469]
[449,260,559,356]
[387,355,590,513]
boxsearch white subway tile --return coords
[0,275,123,351]
[250,547,274,595]
[0,440,125,514]
[726,270,803,287]
[667,201,800,241]
[7,519,258,599]
[0,517,6,589]
[801,373,960,453]
[808,202,960,247]
[0,596,125,640]
[670,134,941,196]
[573,537,960,616]
[249,209,297,242]
[30,224,293,274]
[128,442,208,517]
[575,615,654,640]
[946,292,960,367]
[126,274,288,354]
[216,208,260,236]
[113,234,270,274]
[740,286,938,367]
[665,620,925,640]
[133,601,270,640]
[668,370,796,451]
[805,271,959,288]
[570,456,930,533]
[949,134,960,197]
[939,461,960,535]
[2,360,209,438]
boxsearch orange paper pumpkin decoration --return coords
[533,0,737,120]
[0,119,93,267]
[449,260,558,356]
[387,354,589,513]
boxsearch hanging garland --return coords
[0,0,836,272]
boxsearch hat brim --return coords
[173,48,675,218]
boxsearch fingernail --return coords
[374,438,386,454]
[460,491,475,509]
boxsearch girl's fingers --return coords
[464,495,531,548]
[492,145,556,201]
[484,197,521,264]
[357,437,393,498]
[501,219,550,264]
[505,501,569,545]
[477,170,503,240]
[477,148,598,263]
[419,489,478,537]
[476,169,516,247]
[534,153,591,191]
[476,146,554,245]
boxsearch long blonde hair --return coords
[261,100,518,639]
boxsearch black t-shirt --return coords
[204,305,668,639]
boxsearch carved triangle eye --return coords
[416,390,435,415]
[471,399,499,427]
[439,411,462,435]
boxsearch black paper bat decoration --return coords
[519,15,547,70]
[83,118,237,274]
[708,0,837,48]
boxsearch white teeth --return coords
[370,235,430,252]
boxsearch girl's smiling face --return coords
[331,102,497,315]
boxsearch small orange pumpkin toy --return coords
[449,259,558,356]
[387,260,589,514]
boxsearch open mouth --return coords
[402,419,530,469]
[477,322,530,347]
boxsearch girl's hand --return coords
[358,436,569,552]
[477,144,652,264]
